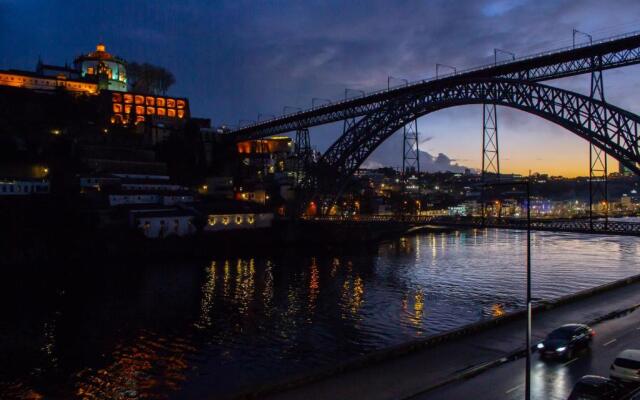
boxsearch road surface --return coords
[418,307,640,400]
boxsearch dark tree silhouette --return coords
[127,62,175,95]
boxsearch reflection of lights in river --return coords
[194,261,216,329]
[308,257,320,314]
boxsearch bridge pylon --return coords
[588,57,608,230]
[402,118,420,179]
[481,101,501,223]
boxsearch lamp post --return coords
[482,177,532,400]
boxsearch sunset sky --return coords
[1,0,640,176]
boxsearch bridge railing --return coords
[308,215,640,235]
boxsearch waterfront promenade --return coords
[253,276,640,400]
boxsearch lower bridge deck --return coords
[307,216,640,236]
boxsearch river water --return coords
[2,229,640,399]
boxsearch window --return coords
[113,103,122,113]
[124,94,133,103]
[124,105,132,114]
[112,93,122,103]
[135,95,144,105]
[135,115,145,124]
[156,98,165,107]
[157,108,166,116]
[145,97,155,106]
[177,110,185,119]
[177,99,186,109]
[208,216,217,225]
[136,106,145,115]
[222,216,230,225]
[146,107,155,115]
[235,216,243,224]
[166,98,176,108]
[167,109,176,118]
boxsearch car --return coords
[567,375,625,400]
[537,323,594,360]
[610,349,640,382]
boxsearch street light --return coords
[481,177,532,400]
[573,29,593,47]
[344,88,365,100]
[436,63,456,78]
[388,75,409,90]
[312,97,332,107]
[494,48,516,65]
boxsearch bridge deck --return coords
[308,216,640,236]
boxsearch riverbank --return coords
[231,273,640,400]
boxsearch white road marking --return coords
[563,357,579,366]
[603,338,617,346]
[505,384,523,394]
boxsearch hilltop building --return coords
[0,43,190,129]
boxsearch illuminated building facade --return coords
[74,43,127,92]
[109,91,189,126]
[0,43,190,130]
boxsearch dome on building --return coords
[74,43,128,92]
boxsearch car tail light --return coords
[590,329,595,337]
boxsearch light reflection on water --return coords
[1,229,640,399]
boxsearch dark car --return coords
[538,323,594,360]
[567,375,625,400]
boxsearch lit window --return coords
[157,108,166,116]
[124,105,132,114]
[166,98,176,108]
[236,216,243,224]
[146,107,155,115]
[135,95,144,105]
[113,103,122,113]
[145,97,155,106]
[135,106,145,115]
[167,109,176,117]
[135,115,145,124]
[222,216,230,225]
[124,94,133,103]
[112,93,122,103]
[177,99,186,109]
[247,215,255,224]
[208,216,217,226]
[87,67,94,75]
[177,110,185,119]
[156,98,165,107]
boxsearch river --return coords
[1,228,640,399]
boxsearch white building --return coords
[0,179,50,195]
[130,209,196,239]
[204,213,273,232]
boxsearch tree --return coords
[127,62,175,95]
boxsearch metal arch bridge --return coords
[230,30,640,194]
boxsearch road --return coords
[418,307,640,400]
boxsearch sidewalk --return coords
[245,277,640,400]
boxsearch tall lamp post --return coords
[482,177,532,400]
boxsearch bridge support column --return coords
[588,59,608,230]
[481,102,501,224]
[402,117,420,181]
[294,128,311,186]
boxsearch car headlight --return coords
[537,343,544,349]
[556,347,567,352]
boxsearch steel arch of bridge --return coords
[312,78,640,193]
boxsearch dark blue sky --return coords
[2,0,640,174]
